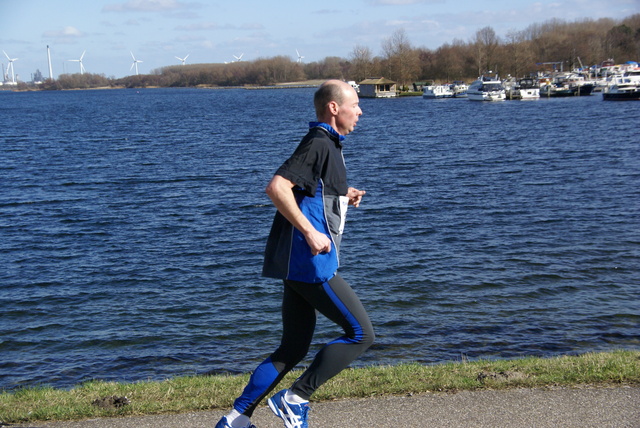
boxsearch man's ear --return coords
[328,100,339,115]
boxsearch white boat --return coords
[602,70,640,101]
[422,84,454,98]
[450,81,468,97]
[467,76,506,101]
[505,77,540,100]
[603,84,640,100]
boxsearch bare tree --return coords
[473,26,500,76]
[432,40,467,82]
[381,28,420,87]
[349,45,373,82]
[504,29,535,77]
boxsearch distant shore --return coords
[0,80,328,93]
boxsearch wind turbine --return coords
[175,54,189,65]
[233,53,244,62]
[296,49,304,63]
[3,50,18,84]
[68,50,86,74]
[130,51,143,75]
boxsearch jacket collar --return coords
[309,122,345,143]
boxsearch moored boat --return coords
[505,77,540,100]
[602,70,640,101]
[450,81,468,98]
[539,73,595,97]
[467,75,506,101]
[422,84,454,98]
[603,85,640,100]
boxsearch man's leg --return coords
[232,280,317,417]
[287,274,375,399]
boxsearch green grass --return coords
[1,350,638,424]
[398,91,422,97]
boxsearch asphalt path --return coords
[8,386,639,428]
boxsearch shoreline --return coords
[9,385,640,428]
[1,351,638,425]
[0,80,327,93]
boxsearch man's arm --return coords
[265,174,332,256]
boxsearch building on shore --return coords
[358,77,397,98]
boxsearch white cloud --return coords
[201,40,216,49]
[103,0,196,12]
[42,26,85,44]
[385,19,412,26]
[367,0,443,5]
[43,26,83,38]
[175,22,264,31]
[176,22,221,31]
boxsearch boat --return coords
[422,84,454,98]
[450,81,468,98]
[602,70,640,101]
[539,73,595,97]
[467,75,506,101]
[505,77,540,100]
[603,84,640,100]
[422,81,468,99]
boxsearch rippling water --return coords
[1,88,638,390]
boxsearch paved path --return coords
[9,386,639,428]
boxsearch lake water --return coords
[1,88,639,390]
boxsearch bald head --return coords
[314,80,355,119]
[313,79,362,136]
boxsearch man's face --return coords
[334,87,362,136]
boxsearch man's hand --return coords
[304,229,332,255]
[347,187,366,207]
[266,174,333,256]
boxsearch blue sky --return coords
[1,0,637,80]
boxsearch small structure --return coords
[358,77,397,98]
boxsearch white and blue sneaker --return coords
[267,389,310,428]
[214,416,256,428]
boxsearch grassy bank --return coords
[1,350,638,424]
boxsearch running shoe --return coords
[214,416,256,428]
[267,389,310,428]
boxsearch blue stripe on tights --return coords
[322,281,364,344]
[233,356,279,413]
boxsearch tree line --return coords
[38,14,639,91]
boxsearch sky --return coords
[1,0,638,81]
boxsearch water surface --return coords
[1,88,638,389]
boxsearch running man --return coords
[216,79,374,428]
